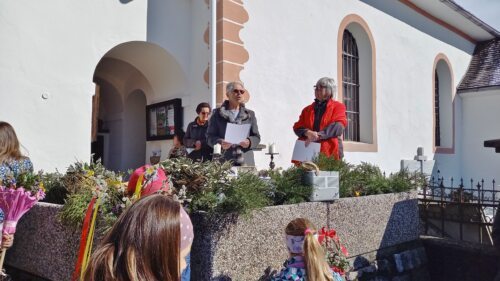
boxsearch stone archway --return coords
[91,41,187,172]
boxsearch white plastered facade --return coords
[1,0,490,180]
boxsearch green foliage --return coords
[313,155,425,197]
[269,167,313,205]
[48,155,426,230]
[40,172,67,204]
[57,159,127,231]
[59,192,93,229]
[217,172,271,216]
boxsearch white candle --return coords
[269,143,276,154]
[214,143,222,155]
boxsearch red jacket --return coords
[293,99,347,160]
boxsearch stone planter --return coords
[5,191,419,281]
[190,191,419,280]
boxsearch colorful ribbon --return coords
[71,197,97,281]
[133,174,144,200]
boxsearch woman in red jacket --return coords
[293,77,347,160]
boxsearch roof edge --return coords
[440,0,500,38]
[457,85,500,94]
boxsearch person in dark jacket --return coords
[206,81,261,166]
[184,102,213,162]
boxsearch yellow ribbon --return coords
[133,174,144,200]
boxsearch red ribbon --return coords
[71,197,97,281]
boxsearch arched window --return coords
[434,70,440,147]
[337,15,377,152]
[433,55,454,153]
[342,30,360,142]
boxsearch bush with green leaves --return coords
[313,154,425,197]
[268,167,313,205]
[41,154,426,230]
[217,172,272,216]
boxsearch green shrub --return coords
[59,192,93,229]
[313,155,425,197]
[41,172,67,204]
[217,172,272,216]
[269,167,313,205]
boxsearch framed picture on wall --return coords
[146,98,183,141]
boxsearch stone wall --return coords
[5,191,420,281]
[5,202,80,281]
[191,191,420,280]
[422,236,500,281]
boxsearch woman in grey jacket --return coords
[206,81,261,166]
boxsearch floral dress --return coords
[0,158,34,184]
[272,256,343,281]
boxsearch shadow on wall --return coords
[258,267,278,281]
[378,199,420,250]
[359,0,475,53]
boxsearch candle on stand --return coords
[269,143,276,154]
[214,143,222,155]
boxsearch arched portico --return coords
[92,41,187,172]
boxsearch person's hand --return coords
[239,138,250,149]
[221,140,232,150]
[195,140,202,150]
[2,233,14,248]
[304,130,319,146]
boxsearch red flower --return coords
[341,245,349,256]
[332,266,345,276]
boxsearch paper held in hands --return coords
[292,140,321,162]
[224,123,251,144]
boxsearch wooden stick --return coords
[0,248,6,272]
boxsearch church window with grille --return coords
[342,30,360,142]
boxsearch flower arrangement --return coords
[318,227,350,276]
[58,160,131,231]
[0,172,46,271]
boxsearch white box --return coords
[304,171,339,201]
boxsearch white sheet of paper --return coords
[292,140,321,162]
[224,123,251,144]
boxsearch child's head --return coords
[173,129,185,147]
[84,194,193,281]
[0,121,23,163]
[285,218,333,281]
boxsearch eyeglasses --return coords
[232,89,246,95]
[200,112,210,116]
[314,85,327,91]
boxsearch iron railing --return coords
[419,171,499,244]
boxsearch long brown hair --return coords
[83,194,181,281]
[285,218,333,281]
[0,122,24,164]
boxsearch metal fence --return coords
[419,171,499,244]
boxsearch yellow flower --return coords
[354,191,361,197]
[39,182,46,192]
[86,170,95,177]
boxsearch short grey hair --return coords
[316,77,337,100]
[226,81,245,94]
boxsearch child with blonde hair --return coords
[272,218,343,281]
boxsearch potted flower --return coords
[318,227,350,276]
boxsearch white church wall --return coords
[0,0,148,172]
[144,1,210,163]
[241,0,472,173]
[460,90,500,181]
[184,1,212,130]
